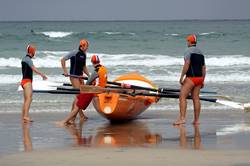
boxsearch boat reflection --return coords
[22,120,202,150]
[63,121,162,147]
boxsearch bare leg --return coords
[22,83,33,123]
[70,77,85,122]
[55,102,81,126]
[193,124,201,149]
[174,78,194,125]
[22,123,33,151]
[191,85,202,125]
[178,125,187,149]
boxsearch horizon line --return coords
[0,18,250,22]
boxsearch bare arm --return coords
[31,66,47,80]
[83,66,90,77]
[179,60,190,85]
[202,65,206,78]
[61,58,68,76]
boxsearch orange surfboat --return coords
[92,73,158,121]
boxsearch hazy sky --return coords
[1,0,250,21]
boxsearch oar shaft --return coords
[66,74,216,94]
[33,90,79,94]
[159,88,217,94]
[133,92,218,103]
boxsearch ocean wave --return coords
[37,31,74,38]
[1,53,250,68]
[206,55,250,66]
[104,32,122,35]
[103,31,136,36]
[198,32,217,36]
[164,32,221,37]
[164,33,181,36]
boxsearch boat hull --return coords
[92,73,157,121]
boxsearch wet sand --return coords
[1,148,250,166]
[0,109,250,165]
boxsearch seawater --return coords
[0,20,250,113]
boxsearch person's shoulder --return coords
[189,46,203,54]
[193,47,203,55]
[64,50,77,58]
[68,50,78,55]
[184,47,192,56]
[22,55,31,61]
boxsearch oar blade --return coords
[80,85,131,94]
[80,85,105,94]
[216,99,244,110]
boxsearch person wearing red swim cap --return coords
[174,35,206,125]
[57,55,108,126]
[61,39,90,122]
[21,44,47,123]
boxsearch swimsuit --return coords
[21,55,34,88]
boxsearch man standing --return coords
[61,39,90,122]
[174,35,206,125]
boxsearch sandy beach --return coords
[0,109,250,166]
[1,147,250,166]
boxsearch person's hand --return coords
[179,76,184,85]
[63,72,69,77]
[42,74,48,80]
[201,83,205,88]
[121,83,131,88]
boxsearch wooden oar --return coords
[65,74,217,94]
[79,85,131,94]
[20,81,248,111]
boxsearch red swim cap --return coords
[27,45,36,56]
[91,54,100,64]
[186,35,197,44]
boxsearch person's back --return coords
[87,55,108,88]
[21,55,34,81]
[184,46,205,78]
[174,35,206,125]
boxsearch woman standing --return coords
[21,45,47,123]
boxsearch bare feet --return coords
[173,119,185,125]
[23,117,33,123]
[54,121,67,127]
[80,115,88,122]
[68,120,75,124]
